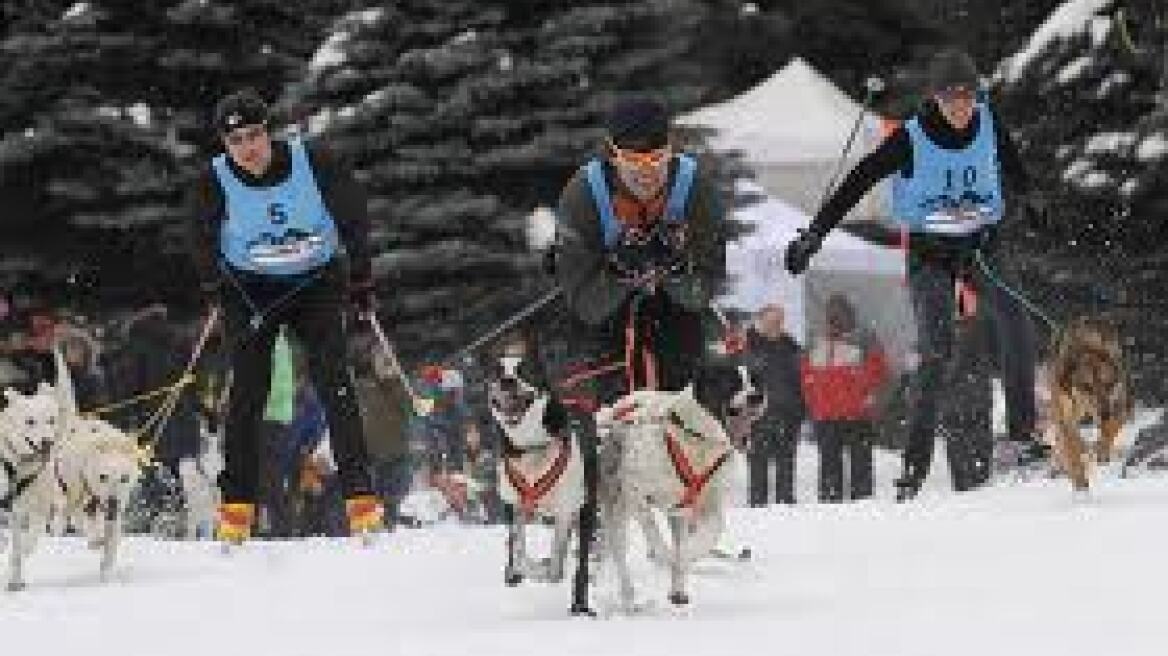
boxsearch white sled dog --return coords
[595,365,765,609]
[5,350,141,591]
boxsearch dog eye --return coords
[99,474,109,483]
[26,418,35,427]
[119,475,130,484]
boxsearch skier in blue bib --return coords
[784,50,1047,501]
[188,90,383,541]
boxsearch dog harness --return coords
[504,437,572,519]
[54,463,105,519]
[0,456,41,511]
[664,420,730,510]
[609,400,730,510]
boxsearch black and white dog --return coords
[487,346,596,616]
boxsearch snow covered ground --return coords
[4,440,1168,656]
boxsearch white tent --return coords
[718,182,913,369]
[678,57,889,222]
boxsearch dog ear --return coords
[542,396,569,436]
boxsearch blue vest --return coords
[584,154,698,249]
[891,103,1004,235]
[212,139,340,276]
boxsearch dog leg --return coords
[666,507,689,606]
[636,506,670,565]
[504,507,525,587]
[545,519,571,584]
[608,504,636,611]
[99,498,120,582]
[1055,414,1089,492]
[1098,416,1124,466]
[7,511,28,591]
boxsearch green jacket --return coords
[263,327,296,423]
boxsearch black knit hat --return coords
[606,97,670,150]
[928,48,980,92]
[213,89,270,135]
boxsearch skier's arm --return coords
[306,143,373,285]
[187,167,226,294]
[807,128,911,237]
[555,172,629,326]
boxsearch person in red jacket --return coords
[801,295,888,502]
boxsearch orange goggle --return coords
[608,140,671,169]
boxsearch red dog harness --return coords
[664,424,730,510]
[504,439,571,519]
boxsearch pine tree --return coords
[0,0,325,305]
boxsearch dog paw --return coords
[667,591,690,606]
[504,571,524,587]
[6,580,26,592]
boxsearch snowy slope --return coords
[5,464,1168,656]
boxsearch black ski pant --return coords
[218,265,372,504]
[815,420,874,502]
[902,246,1036,486]
[748,413,801,505]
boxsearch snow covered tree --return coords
[0,0,325,304]
[996,0,1165,257]
[293,0,735,360]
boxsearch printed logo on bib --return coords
[920,166,995,222]
[247,228,329,269]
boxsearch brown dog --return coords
[1048,317,1133,493]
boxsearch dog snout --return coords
[499,377,520,395]
[746,391,764,407]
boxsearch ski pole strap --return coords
[973,249,1058,332]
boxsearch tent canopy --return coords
[719,182,910,359]
[677,57,879,165]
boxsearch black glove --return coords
[784,229,824,276]
[349,278,376,315]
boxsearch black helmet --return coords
[927,48,980,92]
[213,89,270,135]
[605,97,669,150]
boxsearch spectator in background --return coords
[743,304,805,505]
[801,295,888,503]
[115,305,200,472]
[351,332,413,529]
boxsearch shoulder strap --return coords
[584,159,620,249]
[665,154,698,224]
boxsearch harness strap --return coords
[585,155,699,250]
[504,438,572,519]
[0,456,41,511]
[664,425,730,510]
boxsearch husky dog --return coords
[489,351,594,615]
[1048,317,1133,497]
[595,365,765,610]
[5,350,140,590]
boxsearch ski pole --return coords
[446,285,564,365]
[366,312,435,417]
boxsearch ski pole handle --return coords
[365,312,434,416]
